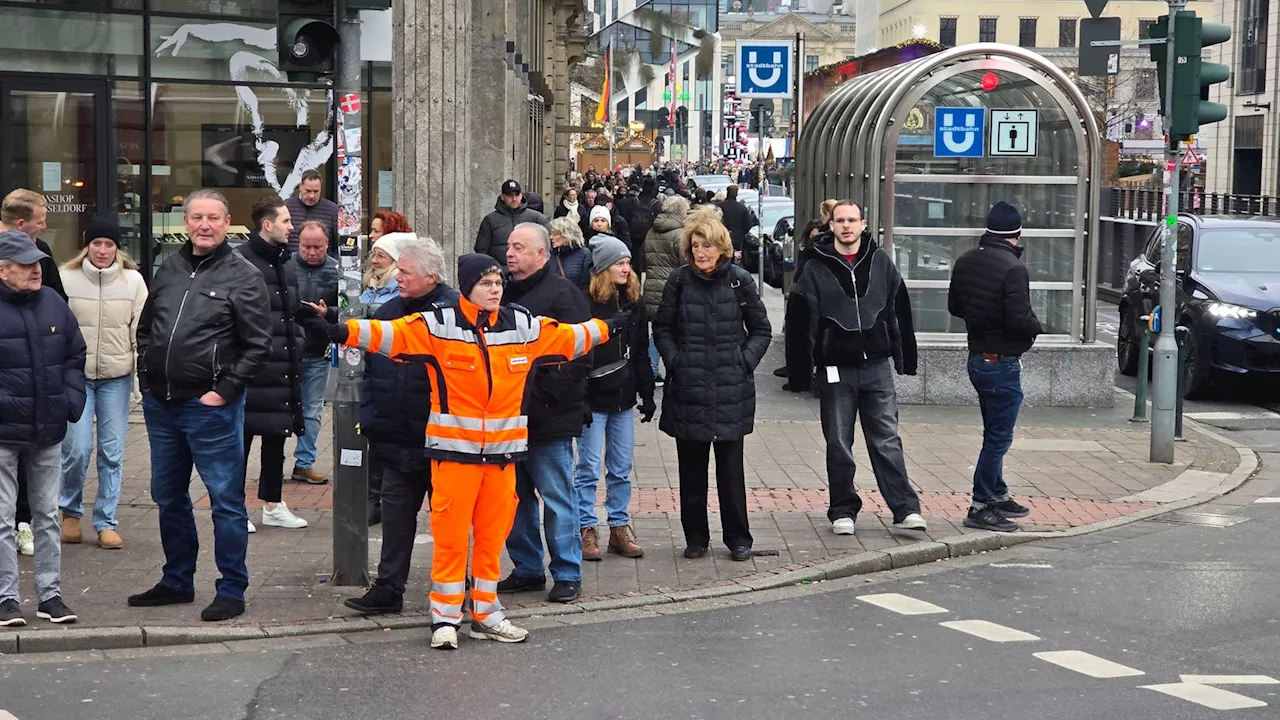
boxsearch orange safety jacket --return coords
[340,295,610,464]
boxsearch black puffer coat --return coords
[551,243,591,289]
[586,289,655,413]
[642,208,686,318]
[0,285,86,447]
[653,262,772,442]
[235,234,309,437]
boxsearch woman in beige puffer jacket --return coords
[57,217,148,549]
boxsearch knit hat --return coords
[589,206,611,225]
[457,253,503,296]
[371,231,413,262]
[83,214,121,247]
[985,201,1022,236]
[590,235,631,274]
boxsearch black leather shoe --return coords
[729,546,753,562]
[344,585,403,614]
[127,583,195,607]
[547,580,582,603]
[683,545,708,559]
[200,595,245,622]
[496,574,546,593]
[772,366,788,377]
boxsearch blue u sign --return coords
[737,41,792,98]
[934,107,985,158]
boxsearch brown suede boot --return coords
[608,525,644,558]
[61,514,82,544]
[581,527,602,561]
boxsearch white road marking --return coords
[939,620,1040,642]
[855,593,948,615]
[1141,683,1267,710]
[1252,497,1280,504]
[1185,410,1280,421]
[1180,674,1280,685]
[989,563,1054,568]
[1,711,18,720]
[1033,651,1145,678]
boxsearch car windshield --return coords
[1196,227,1280,273]
[757,204,794,232]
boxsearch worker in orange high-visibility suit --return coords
[329,253,630,650]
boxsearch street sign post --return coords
[737,40,794,99]
[1079,17,1122,76]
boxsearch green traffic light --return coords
[1169,11,1230,139]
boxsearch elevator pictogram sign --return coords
[990,110,1038,156]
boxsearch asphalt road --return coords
[3,452,1277,720]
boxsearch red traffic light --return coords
[980,72,999,91]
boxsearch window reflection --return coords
[893,183,1077,230]
[909,288,1073,334]
[894,234,1076,283]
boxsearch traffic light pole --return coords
[1150,0,1186,464]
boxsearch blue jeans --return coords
[293,356,331,469]
[573,409,635,529]
[967,354,1024,505]
[648,335,660,376]
[60,375,132,531]
[507,438,581,582]
[143,393,251,601]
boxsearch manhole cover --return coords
[1151,512,1250,528]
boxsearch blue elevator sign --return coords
[933,107,986,158]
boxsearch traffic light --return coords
[655,135,666,156]
[1147,15,1169,108]
[1170,11,1230,139]
[278,1,340,80]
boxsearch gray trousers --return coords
[0,443,63,603]
[816,357,922,523]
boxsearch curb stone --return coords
[0,413,1257,656]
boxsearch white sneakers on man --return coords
[831,517,856,535]
[894,513,928,531]
[469,619,529,643]
[262,502,308,529]
[15,522,34,556]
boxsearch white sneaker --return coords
[430,625,459,650]
[262,502,308,529]
[894,513,928,531]
[15,522,34,556]
[831,517,856,535]
[469,619,529,643]
[247,519,257,534]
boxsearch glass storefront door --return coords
[0,78,111,264]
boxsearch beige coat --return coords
[60,258,148,381]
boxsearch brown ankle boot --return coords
[581,526,602,561]
[61,514,82,544]
[607,525,644,558]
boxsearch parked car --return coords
[1117,214,1280,397]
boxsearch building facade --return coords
[1202,0,1277,197]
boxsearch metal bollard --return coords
[1174,325,1189,441]
[1130,315,1151,423]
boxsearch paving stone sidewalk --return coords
[3,289,1244,636]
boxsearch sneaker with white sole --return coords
[0,598,25,627]
[430,625,459,650]
[247,519,257,534]
[894,513,928,531]
[831,517,856,535]
[36,595,77,624]
[262,502,308,529]
[15,522,34,556]
[469,619,529,643]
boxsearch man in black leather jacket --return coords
[127,189,272,623]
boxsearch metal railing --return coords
[1103,187,1280,222]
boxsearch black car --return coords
[1117,214,1280,397]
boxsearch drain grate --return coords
[1151,512,1250,528]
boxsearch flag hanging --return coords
[594,45,611,123]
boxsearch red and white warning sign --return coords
[1181,148,1204,167]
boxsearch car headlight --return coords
[1207,302,1258,320]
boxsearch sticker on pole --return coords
[934,108,985,158]
[990,110,1038,156]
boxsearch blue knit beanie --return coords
[985,201,1022,236]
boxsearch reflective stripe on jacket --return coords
[342,295,609,464]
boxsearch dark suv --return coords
[1117,214,1280,397]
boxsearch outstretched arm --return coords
[330,313,437,360]
[531,317,612,361]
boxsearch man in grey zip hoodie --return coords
[784,200,927,536]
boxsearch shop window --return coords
[0,8,142,76]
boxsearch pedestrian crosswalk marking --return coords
[1180,674,1279,685]
[1141,683,1267,710]
[1033,651,1145,678]
[940,620,1040,642]
[855,593,948,615]
[1252,497,1280,504]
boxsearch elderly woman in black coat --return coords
[652,210,771,562]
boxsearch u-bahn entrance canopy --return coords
[796,44,1102,344]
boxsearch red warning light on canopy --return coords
[981,72,999,91]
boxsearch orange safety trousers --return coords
[427,459,518,628]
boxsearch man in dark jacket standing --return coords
[785,201,927,536]
[128,189,273,622]
[475,180,549,264]
[237,196,318,532]
[948,201,1044,533]
[291,221,340,485]
[0,230,86,627]
[343,240,459,615]
[716,185,757,256]
[285,169,340,256]
[498,223,588,603]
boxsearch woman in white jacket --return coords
[58,216,147,549]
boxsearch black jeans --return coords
[372,461,432,596]
[676,438,752,549]
[243,434,287,503]
[816,357,921,523]
[368,455,384,513]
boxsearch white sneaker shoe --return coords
[894,513,928,531]
[262,502,308,529]
[831,517,856,535]
[431,625,459,650]
[247,519,257,534]
[469,619,529,643]
[15,522,34,556]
